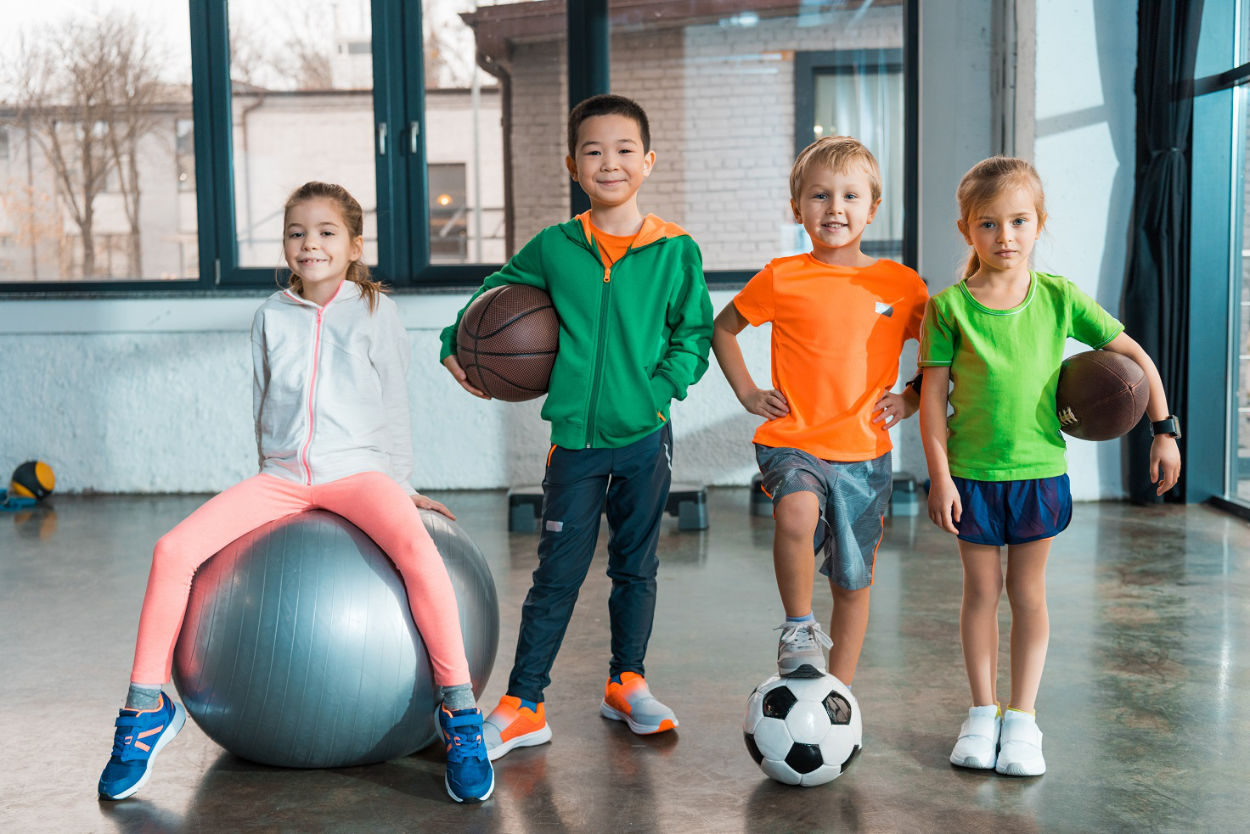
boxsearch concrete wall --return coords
[1031,1,1137,499]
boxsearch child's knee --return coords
[772,492,820,538]
[151,532,197,577]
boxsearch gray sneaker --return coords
[776,621,833,678]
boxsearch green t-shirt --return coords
[918,271,1124,481]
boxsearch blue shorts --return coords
[754,445,892,591]
[952,475,1072,546]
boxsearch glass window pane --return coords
[813,57,904,255]
[0,2,197,282]
[608,1,906,270]
[452,1,570,262]
[228,1,378,268]
[1237,84,1250,502]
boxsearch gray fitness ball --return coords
[171,509,499,768]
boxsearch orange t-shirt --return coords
[733,254,928,461]
[585,219,638,269]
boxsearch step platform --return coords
[506,483,708,533]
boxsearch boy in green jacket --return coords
[441,94,713,760]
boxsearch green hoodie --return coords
[441,212,713,449]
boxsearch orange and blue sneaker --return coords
[98,692,186,800]
[600,672,678,735]
[482,695,552,761]
[437,703,494,802]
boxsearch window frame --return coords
[0,0,918,295]
[795,47,906,260]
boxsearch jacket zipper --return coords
[299,307,325,484]
[584,255,614,447]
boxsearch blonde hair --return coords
[956,156,1047,280]
[281,181,385,311]
[789,136,883,207]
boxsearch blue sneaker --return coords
[438,703,495,802]
[98,692,186,800]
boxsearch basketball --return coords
[1055,350,1148,441]
[456,284,559,401]
[10,460,55,500]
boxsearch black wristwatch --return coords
[1151,415,1182,439]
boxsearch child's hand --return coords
[412,492,456,520]
[927,476,962,535]
[871,390,913,429]
[740,387,789,420]
[1149,435,1182,495]
[442,355,491,399]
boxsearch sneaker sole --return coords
[99,703,187,801]
[445,769,495,803]
[599,701,678,735]
[486,725,552,761]
[949,752,997,770]
[779,662,826,679]
[996,758,1045,777]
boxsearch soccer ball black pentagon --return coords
[743,673,862,786]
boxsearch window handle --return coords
[377,122,387,156]
[409,121,420,155]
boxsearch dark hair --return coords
[567,94,650,157]
[280,181,385,311]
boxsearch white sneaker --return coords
[949,705,1000,769]
[996,711,1045,776]
[776,620,834,678]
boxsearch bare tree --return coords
[100,14,170,276]
[4,11,169,279]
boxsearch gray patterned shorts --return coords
[754,445,892,591]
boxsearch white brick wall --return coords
[506,8,903,270]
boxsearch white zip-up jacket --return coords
[251,280,416,494]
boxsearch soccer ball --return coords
[743,673,862,787]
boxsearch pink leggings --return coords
[130,472,471,688]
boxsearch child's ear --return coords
[866,197,882,225]
[1036,211,1047,235]
[956,218,972,244]
[565,155,578,181]
[641,149,656,178]
[350,235,364,262]
[790,198,802,223]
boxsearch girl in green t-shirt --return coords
[917,156,1182,777]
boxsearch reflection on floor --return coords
[3,490,1247,833]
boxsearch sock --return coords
[125,683,162,711]
[786,612,816,624]
[442,683,475,712]
[519,697,539,712]
[1006,706,1035,718]
[610,674,623,685]
[969,704,998,718]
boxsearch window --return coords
[1190,0,1250,510]
[429,162,468,260]
[0,3,196,284]
[606,1,909,274]
[797,49,904,260]
[0,1,914,292]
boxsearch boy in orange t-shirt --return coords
[712,136,927,685]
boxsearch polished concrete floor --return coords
[2,489,1248,833]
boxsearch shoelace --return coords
[442,712,488,762]
[110,713,147,760]
[776,622,834,653]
